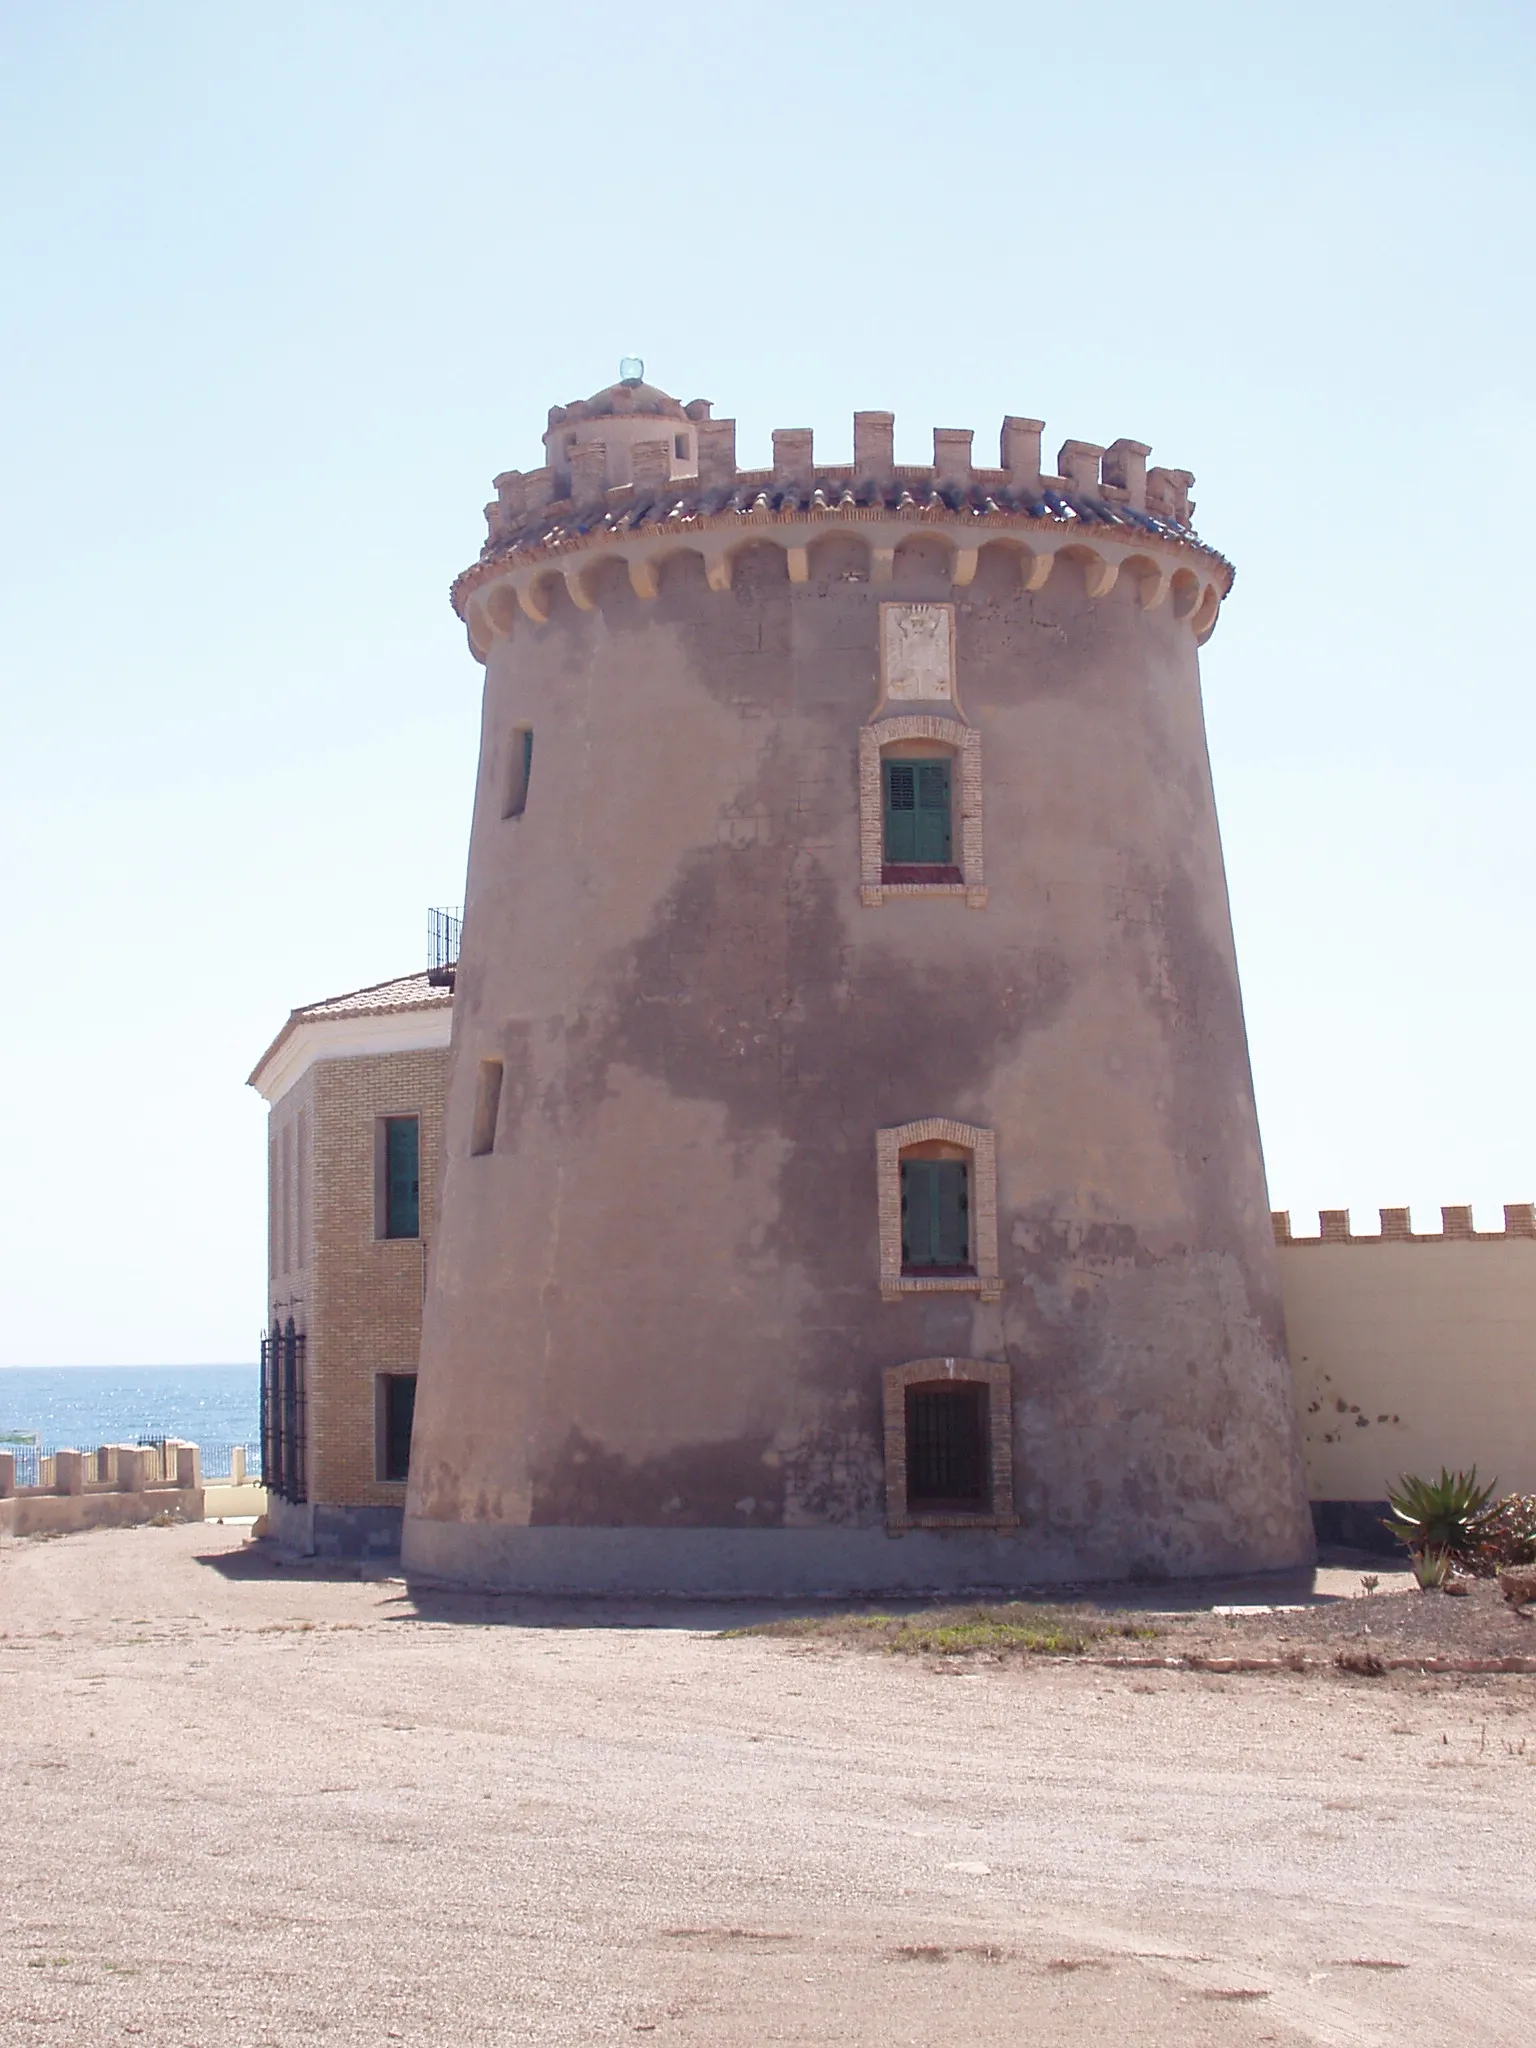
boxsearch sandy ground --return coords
[2,1525,1533,2047]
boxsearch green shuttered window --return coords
[882,757,952,865]
[900,1158,971,1271]
[384,1116,420,1239]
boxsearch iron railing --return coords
[197,1441,264,1482]
[5,1442,41,1488]
[0,1439,263,1488]
[428,905,462,988]
[259,1321,307,1504]
[906,1383,988,1508]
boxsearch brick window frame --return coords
[882,1357,1017,1530]
[859,715,986,908]
[876,1118,1001,1301]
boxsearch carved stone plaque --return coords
[880,603,954,701]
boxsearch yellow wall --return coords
[1279,1237,1536,1499]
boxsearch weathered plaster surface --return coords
[405,536,1312,1589]
[1281,1235,1536,1499]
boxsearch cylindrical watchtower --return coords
[403,366,1312,1593]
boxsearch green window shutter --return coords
[901,1158,970,1268]
[884,761,917,862]
[914,761,952,864]
[385,1117,420,1239]
[933,1160,969,1266]
[883,758,951,866]
[900,1159,922,1266]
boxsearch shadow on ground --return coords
[195,1537,1403,1631]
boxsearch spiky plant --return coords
[1410,1547,1453,1591]
[1385,1467,1497,1565]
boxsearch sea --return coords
[0,1365,259,1459]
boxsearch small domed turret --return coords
[543,361,713,499]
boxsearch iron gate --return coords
[259,1319,307,1504]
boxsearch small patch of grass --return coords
[728,1602,1160,1658]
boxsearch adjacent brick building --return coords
[248,973,451,1555]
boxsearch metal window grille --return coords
[259,1320,308,1504]
[428,905,462,987]
[905,1383,988,1508]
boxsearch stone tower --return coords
[403,365,1313,1593]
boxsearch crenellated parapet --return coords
[1275,1204,1536,1245]
[453,383,1231,662]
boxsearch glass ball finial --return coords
[619,355,644,385]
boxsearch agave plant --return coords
[1385,1467,1497,1564]
[1410,1547,1453,1592]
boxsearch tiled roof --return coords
[452,470,1227,615]
[291,971,451,1021]
[247,972,452,1096]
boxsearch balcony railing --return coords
[428,905,461,989]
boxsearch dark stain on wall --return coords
[531,1424,786,1527]
[482,563,1303,1557]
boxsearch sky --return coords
[2,1,1533,1366]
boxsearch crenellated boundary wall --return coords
[0,1441,266,1538]
[1275,1203,1536,1549]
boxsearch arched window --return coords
[882,747,956,879]
[876,1120,1001,1301]
[859,716,985,907]
[899,1139,971,1275]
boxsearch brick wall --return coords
[272,1048,448,1510]
[267,1066,316,1328]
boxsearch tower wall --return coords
[404,400,1312,1593]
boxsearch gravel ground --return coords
[2,1524,1534,2047]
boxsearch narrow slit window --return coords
[504,727,533,819]
[383,1116,420,1239]
[900,1157,971,1273]
[470,1058,504,1157]
[674,433,688,460]
[905,1382,988,1509]
[882,756,952,871]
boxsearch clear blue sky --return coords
[2,2,1532,1365]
